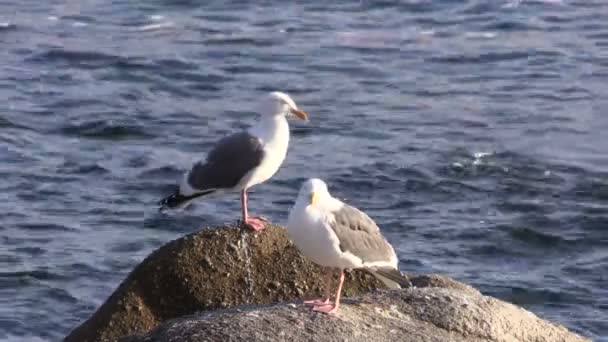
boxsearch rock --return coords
[121,287,589,342]
[65,223,588,342]
[64,224,385,342]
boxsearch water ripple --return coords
[58,120,154,140]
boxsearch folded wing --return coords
[328,204,398,268]
[184,131,265,193]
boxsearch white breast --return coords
[240,116,290,190]
[287,204,347,268]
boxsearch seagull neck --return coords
[323,197,344,211]
[250,114,288,143]
[312,193,344,211]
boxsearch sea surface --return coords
[1,0,607,340]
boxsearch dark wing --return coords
[185,131,264,192]
[329,204,397,266]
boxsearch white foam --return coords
[473,151,493,159]
[503,0,563,8]
[502,0,522,8]
[47,16,59,21]
[137,21,174,31]
[473,151,493,166]
[72,22,87,27]
[465,32,497,39]
[149,14,165,21]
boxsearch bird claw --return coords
[312,303,339,315]
[250,215,269,222]
[243,218,266,232]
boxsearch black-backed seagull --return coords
[160,91,309,231]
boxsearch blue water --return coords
[1,0,607,340]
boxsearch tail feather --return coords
[158,188,214,212]
[369,268,412,289]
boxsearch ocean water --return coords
[1,0,607,340]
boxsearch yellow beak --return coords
[290,108,309,121]
[309,192,317,206]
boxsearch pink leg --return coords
[304,268,333,306]
[241,190,266,232]
[313,270,345,315]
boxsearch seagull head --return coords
[268,91,309,121]
[297,178,330,207]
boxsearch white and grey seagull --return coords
[287,178,411,314]
[159,91,309,231]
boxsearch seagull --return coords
[159,91,309,231]
[287,178,411,315]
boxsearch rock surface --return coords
[121,285,588,342]
[65,223,589,342]
[65,224,385,342]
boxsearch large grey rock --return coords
[65,224,385,342]
[121,285,589,342]
[65,223,589,342]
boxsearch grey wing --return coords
[329,204,398,266]
[185,131,265,191]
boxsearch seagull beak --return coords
[290,108,309,121]
[309,192,317,206]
